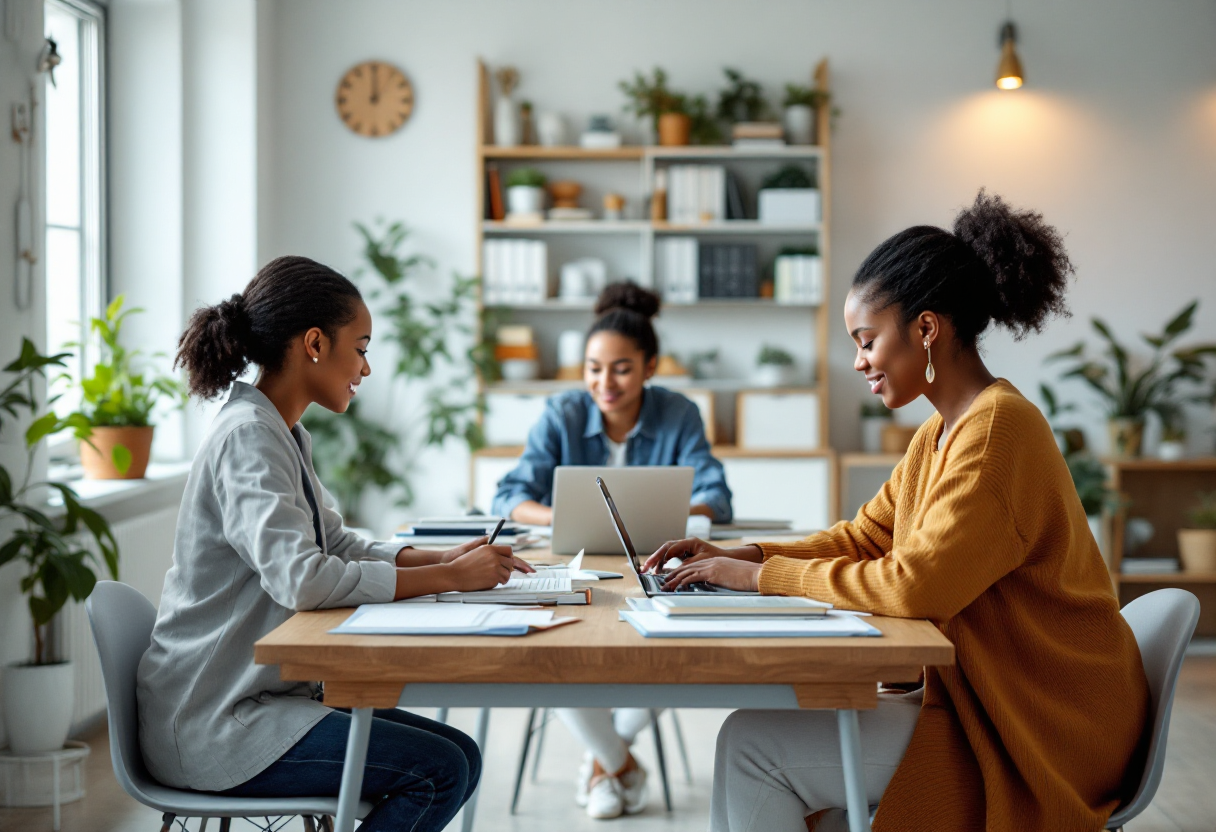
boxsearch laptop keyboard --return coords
[642,573,715,594]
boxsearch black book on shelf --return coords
[698,242,718,299]
[740,244,758,297]
[725,172,746,220]
[719,245,741,298]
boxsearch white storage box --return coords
[471,452,524,514]
[720,455,831,531]
[758,189,821,224]
[484,391,549,447]
[737,390,820,450]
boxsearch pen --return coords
[487,517,507,545]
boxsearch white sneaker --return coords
[585,775,624,819]
[575,751,594,807]
[619,763,649,814]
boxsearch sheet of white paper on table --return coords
[620,610,881,638]
[331,602,563,634]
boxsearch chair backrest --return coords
[86,580,163,804]
[1107,588,1200,828]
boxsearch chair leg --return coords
[216,820,229,832]
[668,709,693,785]
[650,709,672,812]
[511,707,539,814]
[159,813,175,832]
[530,708,549,783]
[435,707,449,724]
[197,819,208,832]
[303,818,317,832]
[321,816,335,832]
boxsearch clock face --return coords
[335,61,414,138]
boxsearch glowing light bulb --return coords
[995,22,1024,91]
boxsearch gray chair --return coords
[86,580,372,832]
[1105,588,1200,831]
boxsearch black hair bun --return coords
[594,281,660,319]
[953,190,1073,339]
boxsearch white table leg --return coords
[459,708,491,832]
[335,707,373,832]
[52,756,61,832]
[836,709,872,832]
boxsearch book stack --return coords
[395,516,534,547]
[732,122,785,149]
[774,253,824,305]
[654,237,698,303]
[697,243,759,299]
[666,165,727,224]
[482,239,549,304]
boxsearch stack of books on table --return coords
[482,239,549,304]
[620,596,881,638]
[394,517,536,548]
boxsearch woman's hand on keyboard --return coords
[661,557,763,593]
[642,538,763,574]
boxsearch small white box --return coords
[758,189,821,225]
[737,391,820,450]
[484,392,549,446]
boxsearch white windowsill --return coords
[45,461,192,521]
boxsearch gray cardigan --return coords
[136,383,401,791]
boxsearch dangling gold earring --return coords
[924,339,935,383]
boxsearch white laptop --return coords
[550,466,693,555]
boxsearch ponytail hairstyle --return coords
[175,255,364,399]
[852,190,1074,349]
[587,281,661,361]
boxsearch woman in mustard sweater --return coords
[645,192,1150,832]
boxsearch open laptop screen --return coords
[595,476,644,577]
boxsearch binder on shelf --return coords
[482,239,549,305]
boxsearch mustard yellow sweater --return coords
[758,380,1149,832]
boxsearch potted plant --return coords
[1047,301,1216,458]
[782,83,829,145]
[1178,491,1216,572]
[0,339,119,753]
[1158,423,1186,461]
[61,296,186,479]
[754,344,795,387]
[717,68,770,124]
[860,400,894,454]
[504,167,547,219]
[758,164,821,225]
[619,68,721,147]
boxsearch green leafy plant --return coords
[782,83,830,110]
[762,164,815,190]
[505,167,546,189]
[0,340,118,665]
[717,68,770,123]
[1047,301,1216,424]
[618,68,722,145]
[758,345,795,366]
[1186,491,1216,529]
[1065,452,1119,517]
[860,401,893,419]
[303,220,488,521]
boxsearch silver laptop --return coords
[550,467,693,555]
[596,476,760,596]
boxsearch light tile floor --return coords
[2,657,1213,832]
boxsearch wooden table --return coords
[255,552,954,832]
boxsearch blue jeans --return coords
[219,708,480,832]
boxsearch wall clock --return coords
[335,60,414,138]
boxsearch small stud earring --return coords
[312,356,318,364]
[924,339,935,383]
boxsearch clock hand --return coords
[371,64,379,104]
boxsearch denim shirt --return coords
[492,387,733,523]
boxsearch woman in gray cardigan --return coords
[137,256,524,832]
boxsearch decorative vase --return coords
[537,112,567,147]
[506,185,545,216]
[783,104,814,145]
[657,112,691,147]
[1157,440,1185,461]
[494,95,519,147]
[861,417,891,454]
[753,364,793,388]
[80,425,154,479]
[1178,529,1216,572]
[1107,418,1144,458]
[2,661,75,753]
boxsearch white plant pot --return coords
[1157,441,1185,461]
[861,416,891,455]
[507,186,545,215]
[500,358,539,382]
[494,95,519,147]
[537,112,567,147]
[753,364,794,388]
[783,104,814,145]
[3,662,75,754]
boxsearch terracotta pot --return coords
[1107,418,1144,458]
[657,112,691,146]
[80,425,153,479]
[1178,529,1216,572]
[881,424,919,455]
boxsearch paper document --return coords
[619,611,881,638]
[331,602,577,635]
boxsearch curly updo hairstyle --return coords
[586,281,661,361]
[175,255,364,399]
[853,190,1074,349]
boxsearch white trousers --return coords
[709,690,922,832]
[555,707,658,772]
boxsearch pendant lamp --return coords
[996,22,1024,90]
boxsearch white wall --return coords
[254,0,1216,530]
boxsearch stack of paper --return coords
[394,516,537,548]
[331,602,577,636]
[440,573,590,605]
[619,610,879,638]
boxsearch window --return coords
[44,0,105,414]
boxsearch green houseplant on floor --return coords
[0,339,119,753]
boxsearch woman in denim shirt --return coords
[492,282,732,820]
